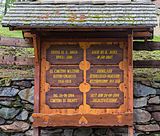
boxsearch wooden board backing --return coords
[32,39,133,127]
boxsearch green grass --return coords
[0,25,23,38]
[0,15,23,38]
[152,36,160,42]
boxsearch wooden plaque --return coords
[46,65,83,87]
[86,88,124,108]
[46,88,83,109]
[33,41,133,128]
[87,44,123,65]
[46,44,83,64]
[87,65,123,87]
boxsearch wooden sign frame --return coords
[32,34,133,136]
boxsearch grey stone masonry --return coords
[0,78,159,135]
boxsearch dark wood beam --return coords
[133,41,160,51]
[133,60,160,68]
[0,55,160,68]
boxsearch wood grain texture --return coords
[0,37,32,47]
[33,34,41,136]
[35,41,132,127]
[1,56,159,68]
[32,113,133,127]
[33,34,41,113]
[1,36,160,51]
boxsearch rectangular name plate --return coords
[46,65,83,87]
[86,88,124,108]
[46,44,83,64]
[46,88,83,109]
[87,44,123,65]
[87,65,123,87]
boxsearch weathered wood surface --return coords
[133,41,160,51]
[133,60,160,68]
[0,55,159,68]
[32,113,133,127]
[0,68,34,78]
[36,41,131,127]
[0,55,34,65]
[1,37,160,51]
[0,37,32,47]
[0,38,160,80]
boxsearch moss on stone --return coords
[133,51,160,60]
[134,68,160,83]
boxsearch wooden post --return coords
[33,34,41,136]
[128,31,134,136]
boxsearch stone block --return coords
[0,121,30,132]
[134,97,147,108]
[134,83,156,97]
[134,109,151,123]
[136,124,160,132]
[152,112,160,121]
[18,87,34,104]
[0,108,19,119]
[0,87,19,97]
[148,96,160,104]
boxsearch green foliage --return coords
[0,15,23,38]
[0,25,23,38]
[134,68,160,83]
[0,46,34,57]
[152,36,160,42]
[133,50,160,60]
[0,78,11,86]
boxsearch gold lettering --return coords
[96,69,112,73]
[91,98,117,103]
[49,93,78,103]
[54,69,66,73]
[51,50,78,55]
[66,69,79,73]
[66,55,73,59]
[50,98,62,103]
[51,50,60,54]
[96,55,113,60]
[67,99,78,103]
[55,55,64,59]
[90,80,109,84]
[53,74,76,78]
[58,80,72,84]
[69,50,78,54]
[109,50,117,54]
[68,94,75,97]
[89,74,120,79]
[52,69,79,73]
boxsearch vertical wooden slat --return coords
[128,31,134,136]
[33,34,41,136]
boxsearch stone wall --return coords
[0,78,159,136]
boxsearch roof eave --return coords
[7,25,156,32]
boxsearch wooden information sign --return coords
[46,88,83,109]
[32,40,133,132]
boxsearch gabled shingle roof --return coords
[2,2,157,28]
